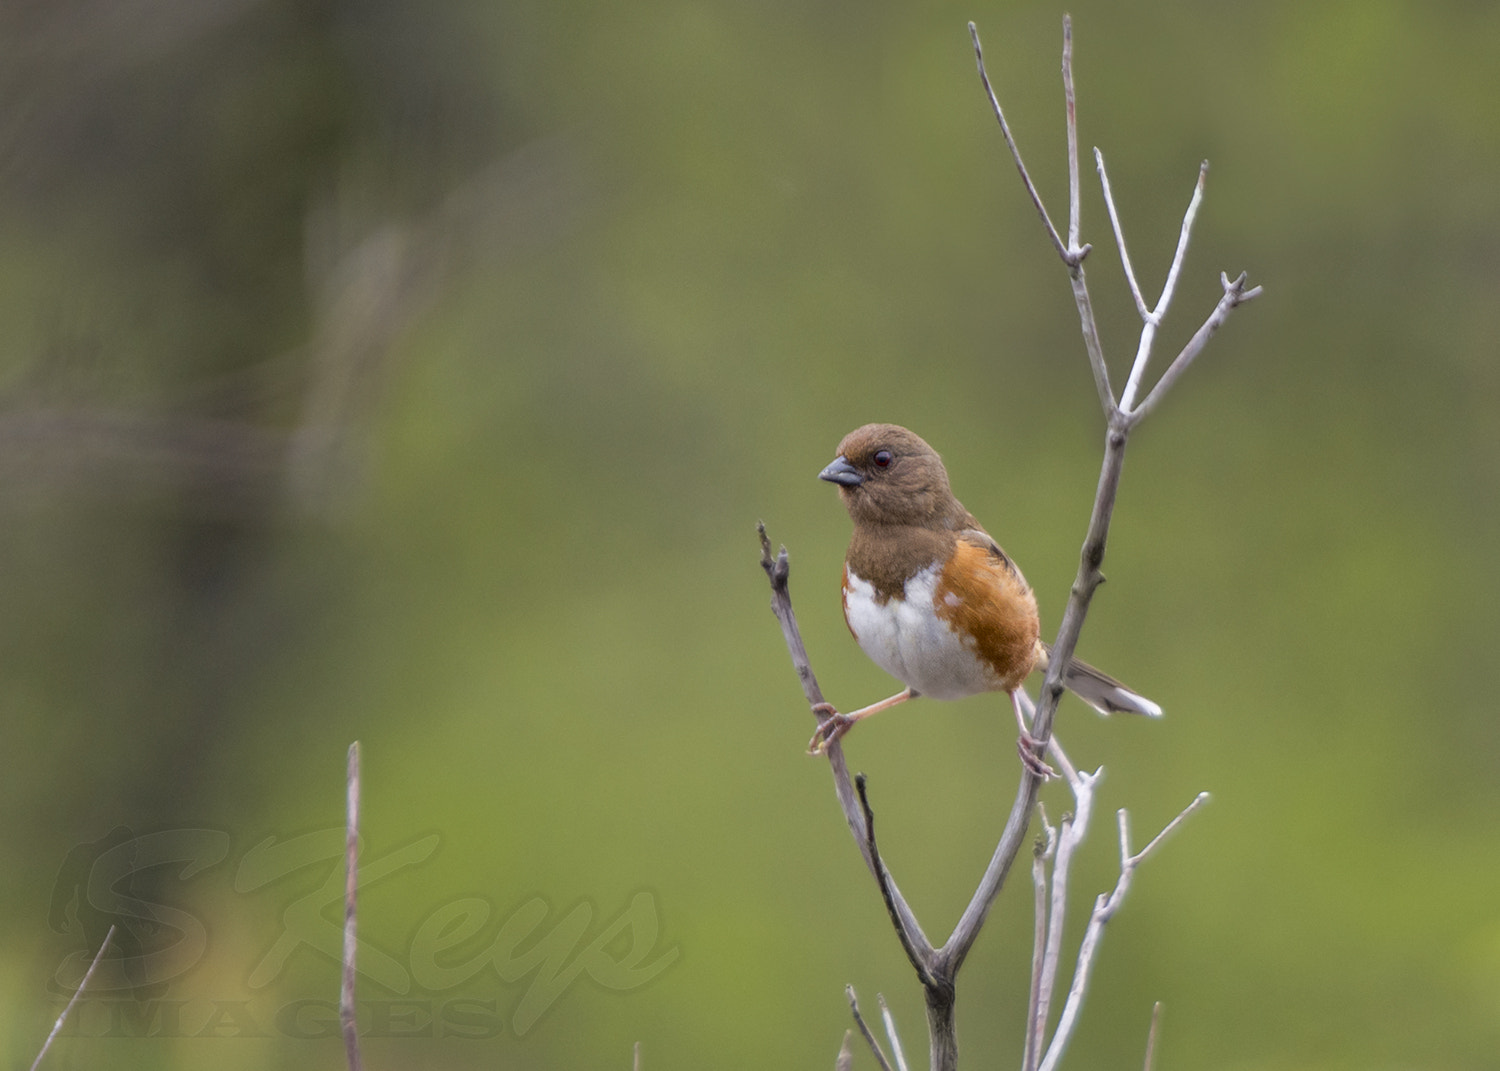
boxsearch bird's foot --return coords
[1016,730,1057,780]
[808,703,852,755]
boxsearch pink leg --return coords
[1011,690,1056,780]
[808,688,915,754]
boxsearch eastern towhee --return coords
[811,423,1160,764]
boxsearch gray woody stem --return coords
[1036,795,1210,1071]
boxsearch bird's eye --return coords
[873,450,893,468]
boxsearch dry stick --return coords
[1061,16,1083,255]
[856,775,937,989]
[1108,157,1209,412]
[967,23,1067,263]
[758,524,933,960]
[847,986,896,1071]
[1095,150,1154,321]
[1022,814,1056,1071]
[1142,1002,1164,1071]
[1036,794,1210,1071]
[342,741,363,1071]
[29,924,115,1071]
[634,1040,643,1071]
[968,21,1111,415]
[1127,271,1261,426]
[1031,766,1102,1067]
[877,993,911,1071]
[836,1030,855,1071]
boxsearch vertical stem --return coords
[924,982,959,1071]
[342,742,363,1071]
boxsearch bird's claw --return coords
[1016,731,1057,780]
[808,703,851,755]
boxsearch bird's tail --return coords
[1037,641,1163,718]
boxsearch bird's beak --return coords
[818,456,863,487]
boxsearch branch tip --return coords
[847,987,896,1071]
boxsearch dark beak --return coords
[818,456,862,487]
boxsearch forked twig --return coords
[1128,271,1261,425]
[967,23,1067,263]
[1036,794,1210,1071]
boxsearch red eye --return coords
[873,450,893,468]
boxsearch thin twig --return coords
[1127,792,1212,869]
[1062,15,1082,254]
[877,994,911,1071]
[29,925,115,1071]
[1154,163,1210,325]
[342,741,362,1071]
[634,1040,642,1071]
[1022,814,1056,1071]
[1118,161,1210,411]
[837,1030,855,1071]
[847,986,896,1071]
[968,22,1067,262]
[1037,793,1209,1071]
[1094,149,1149,319]
[1143,1002,1163,1071]
[1034,766,1102,1063]
[758,525,934,961]
[1127,271,1261,425]
[856,775,938,989]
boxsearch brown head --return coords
[818,424,973,530]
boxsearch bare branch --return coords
[847,987,896,1071]
[836,1030,854,1071]
[342,741,363,1071]
[1143,1002,1164,1071]
[877,994,911,1071]
[857,776,938,989]
[1094,149,1150,319]
[1037,793,1209,1071]
[1034,765,1102,1057]
[1127,272,1262,425]
[1127,792,1212,871]
[1062,15,1082,254]
[1155,163,1210,325]
[757,526,934,960]
[29,925,115,1071]
[968,22,1067,262]
[1023,813,1056,1071]
[1118,161,1210,411]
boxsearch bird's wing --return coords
[955,528,1029,590]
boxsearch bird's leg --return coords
[808,688,915,754]
[1012,690,1057,780]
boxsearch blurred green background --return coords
[3,0,1498,1068]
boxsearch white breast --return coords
[843,565,1004,700]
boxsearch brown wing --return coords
[933,531,1040,692]
[955,527,1030,591]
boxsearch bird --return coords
[811,423,1160,767]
